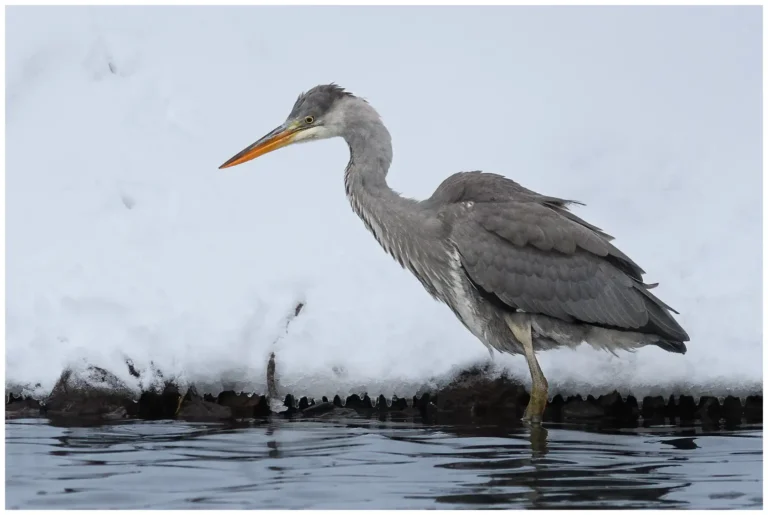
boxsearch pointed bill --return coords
[219,123,299,169]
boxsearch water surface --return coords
[5,417,762,509]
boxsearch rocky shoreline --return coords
[14,302,756,428]
[6,366,762,428]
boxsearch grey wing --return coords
[449,200,689,343]
[426,171,621,245]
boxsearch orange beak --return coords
[219,123,299,169]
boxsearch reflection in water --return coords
[5,417,762,509]
[266,422,280,459]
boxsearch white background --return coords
[6,6,762,400]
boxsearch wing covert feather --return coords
[450,201,687,341]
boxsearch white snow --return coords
[5,6,762,400]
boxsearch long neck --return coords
[342,111,401,216]
[340,102,443,283]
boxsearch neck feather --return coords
[343,124,417,266]
[339,100,449,297]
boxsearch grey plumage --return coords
[436,174,688,345]
[289,84,357,120]
[220,83,690,421]
[308,85,688,354]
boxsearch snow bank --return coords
[6,6,762,400]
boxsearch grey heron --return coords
[219,84,689,423]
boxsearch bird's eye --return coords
[304,116,315,124]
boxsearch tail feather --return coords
[633,283,690,343]
[654,339,687,354]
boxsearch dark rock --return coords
[302,401,335,417]
[137,382,182,420]
[45,368,135,421]
[313,407,357,419]
[280,394,299,416]
[744,395,762,423]
[164,382,180,395]
[390,397,408,411]
[9,359,761,428]
[176,385,232,421]
[625,395,640,417]
[102,406,130,420]
[597,391,638,422]
[432,372,529,421]
[253,395,271,417]
[381,407,414,421]
[696,396,721,421]
[412,393,445,419]
[184,384,201,400]
[666,395,677,420]
[345,394,366,410]
[413,393,431,413]
[6,395,43,419]
[676,395,697,422]
[562,396,605,419]
[217,390,263,418]
[395,406,422,418]
[543,394,565,422]
[177,399,232,421]
[641,396,666,420]
[722,396,743,421]
[599,391,622,411]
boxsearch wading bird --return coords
[219,84,689,423]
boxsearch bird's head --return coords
[219,84,356,169]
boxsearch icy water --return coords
[5,417,762,509]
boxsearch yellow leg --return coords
[508,316,549,424]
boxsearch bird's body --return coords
[220,84,690,423]
[350,166,688,357]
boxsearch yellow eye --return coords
[304,116,315,124]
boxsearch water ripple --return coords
[5,418,762,509]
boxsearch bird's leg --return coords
[508,316,549,424]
